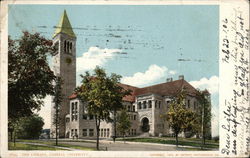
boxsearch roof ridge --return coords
[138,79,184,89]
[118,83,139,89]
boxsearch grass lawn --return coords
[9,140,95,151]
[56,143,95,151]
[8,142,65,150]
[118,137,219,149]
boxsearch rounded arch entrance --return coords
[141,117,150,132]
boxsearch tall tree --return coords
[8,31,56,140]
[109,82,131,143]
[8,32,56,117]
[166,89,196,147]
[76,66,129,150]
[117,109,131,143]
[52,77,63,146]
[196,89,212,146]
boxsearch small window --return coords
[104,129,106,137]
[82,114,87,120]
[74,129,77,136]
[133,106,135,112]
[75,102,78,112]
[107,129,110,137]
[143,101,146,109]
[148,100,152,108]
[71,102,74,113]
[89,115,94,120]
[187,100,190,108]
[138,102,142,109]
[128,105,131,112]
[101,129,103,137]
[89,129,94,137]
[159,101,161,108]
[82,129,87,137]
[71,129,74,136]
[155,100,158,108]
[133,115,136,120]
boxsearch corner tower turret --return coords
[51,10,76,138]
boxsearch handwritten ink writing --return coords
[220,6,249,156]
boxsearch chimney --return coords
[166,78,173,82]
[179,75,184,80]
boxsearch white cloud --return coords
[76,47,122,72]
[189,76,219,94]
[121,64,175,87]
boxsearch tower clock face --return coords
[65,57,72,65]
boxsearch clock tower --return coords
[51,10,76,138]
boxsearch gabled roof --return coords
[53,10,76,38]
[68,79,198,101]
[118,83,139,102]
[134,79,198,97]
[68,84,139,102]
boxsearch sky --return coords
[8,4,219,136]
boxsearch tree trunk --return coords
[201,103,204,149]
[10,130,13,142]
[113,110,117,143]
[95,117,100,150]
[13,130,16,147]
[123,134,125,143]
[55,110,58,146]
[175,133,179,147]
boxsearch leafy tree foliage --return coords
[8,31,56,120]
[117,108,131,143]
[166,89,196,146]
[76,66,130,150]
[16,114,44,139]
[52,77,63,146]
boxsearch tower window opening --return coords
[70,42,72,51]
[64,41,66,52]
[67,41,70,53]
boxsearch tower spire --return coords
[53,10,76,38]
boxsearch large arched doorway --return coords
[141,117,150,132]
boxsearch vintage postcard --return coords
[0,0,249,157]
